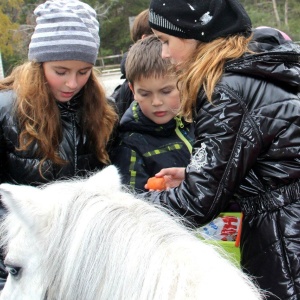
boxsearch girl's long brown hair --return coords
[0,61,118,174]
[177,35,252,121]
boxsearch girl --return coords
[0,0,118,186]
[0,0,118,288]
[146,0,300,299]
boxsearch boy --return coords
[111,35,194,192]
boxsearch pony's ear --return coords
[0,184,51,229]
[85,165,122,193]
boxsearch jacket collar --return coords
[56,89,83,113]
[119,101,177,137]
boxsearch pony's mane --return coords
[42,185,200,299]
[0,167,264,300]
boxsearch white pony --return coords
[0,166,264,300]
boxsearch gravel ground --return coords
[98,72,125,97]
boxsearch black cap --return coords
[149,0,252,42]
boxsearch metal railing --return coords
[95,54,123,75]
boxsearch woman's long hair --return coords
[0,61,118,174]
[178,35,252,121]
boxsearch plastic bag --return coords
[198,215,241,241]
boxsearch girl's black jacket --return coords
[0,90,112,186]
[145,28,300,300]
[111,101,194,192]
[0,90,116,288]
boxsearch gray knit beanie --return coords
[28,0,100,64]
[149,0,252,42]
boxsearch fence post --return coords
[0,52,4,79]
[95,53,123,75]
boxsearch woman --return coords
[145,0,300,299]
[0,0,118,287]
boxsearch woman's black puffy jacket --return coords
[0,90,108,186]
[146,28,300,299]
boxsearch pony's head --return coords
[0,166,264,300]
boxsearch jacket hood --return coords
[225,27,300,91]
[119,101,177,137]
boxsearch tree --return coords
[271,0,281,27]
[98,0,150,56]
[241,0,300,41]
[2,0,300,75]
[0,0,23,57]
[0,0,34,74]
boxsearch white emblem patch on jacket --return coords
[190,143,207,171]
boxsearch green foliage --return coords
[1,0,300,75]
[98,0,150,56]
[0,0,23,58]
[242,0,300,41]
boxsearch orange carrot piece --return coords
[147,177,166,190]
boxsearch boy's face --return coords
[130,75,180,125]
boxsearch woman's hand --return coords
[145,167,185,191]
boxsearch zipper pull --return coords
[175,116,184,128]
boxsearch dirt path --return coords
[98,72,125,96]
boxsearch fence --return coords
[0,52,4,79]
[95,53,123,75]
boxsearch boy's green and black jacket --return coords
[111,101,194,192]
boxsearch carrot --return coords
[146,177,166,190]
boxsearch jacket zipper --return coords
[174,116,193,153]
[67,101,78,174]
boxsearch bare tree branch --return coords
[271,0,281,27]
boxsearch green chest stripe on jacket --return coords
[143,144,183,157]
[129,150,137,187]
[175,116,193,153]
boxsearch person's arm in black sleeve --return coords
[142,87,262,227]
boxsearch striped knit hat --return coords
[28,0,100,64]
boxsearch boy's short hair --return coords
[125,35,173,84]
[130,9,153,43]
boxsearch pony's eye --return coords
[5,265,21,277]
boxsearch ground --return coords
[98,72,125,97]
